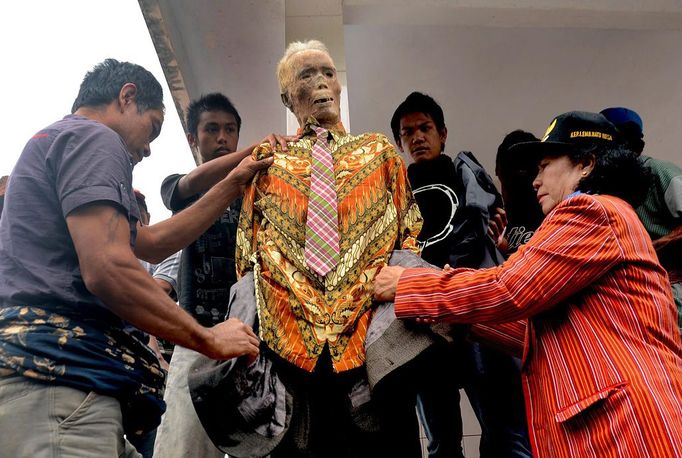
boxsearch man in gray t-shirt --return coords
[0,59,269,457]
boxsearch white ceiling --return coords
[139,0,682,164]
[344,0,682,29]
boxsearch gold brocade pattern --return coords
[237,120,422,372]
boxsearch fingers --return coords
[245,340,260,358]
[231,157,273,187]
[415,317,437,325]
[264,133,300,152]
[492,206,507,221]
[248,334,260,347]
[244,323,258,339]
[488,207,508,242]
[251,156,274,170]
[212,318,260,360]
[276,135,299,150]
[264,134,287,151]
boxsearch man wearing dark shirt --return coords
[495,130,544,256]
[391,92,531,458]
[0,60,268,456]
[154,93,292,458]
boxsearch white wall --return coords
[345,24,682,172]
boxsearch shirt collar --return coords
[298,116,347,142]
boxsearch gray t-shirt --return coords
[0,115,165,435]
[0,114,140,309]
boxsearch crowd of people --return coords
[0,39,680,458]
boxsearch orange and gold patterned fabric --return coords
[237,118,422,372]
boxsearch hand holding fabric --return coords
[205,317,260,363]
[372,265,405,302]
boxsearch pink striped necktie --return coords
[304,126,340,276]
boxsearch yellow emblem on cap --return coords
[542,118,557,142]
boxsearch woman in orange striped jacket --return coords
[374,111,682,457]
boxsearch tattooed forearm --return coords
[104,207,124,243]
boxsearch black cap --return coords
[511,111,618,163]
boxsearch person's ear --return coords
[118,83,138,112]
[396,139,404,153]
[580,155,596,176]
[187,132,198,151]
[440,126,448,151]
[281,93,291,109]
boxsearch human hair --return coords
[495,130,539,179]
[390,92,446,150]
[276,40,330,95]
[71,59,163,113]
[186,93,242,137]
[570,144,651,208]
[614,122,645,154]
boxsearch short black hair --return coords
[496,130,539,179]
[186,93,242,137]
[71,59,163,113]
[572,144,651,208]
[390,92,446,149]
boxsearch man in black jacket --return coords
[391,92,531,458]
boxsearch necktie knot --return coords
[311,126,329,146]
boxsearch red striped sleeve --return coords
[470,320,526,357]
[394,195,623,325]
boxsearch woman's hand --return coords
[372,266,406,302]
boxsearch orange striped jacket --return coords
[395,193,682,457]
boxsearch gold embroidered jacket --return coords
[236,119,422,372]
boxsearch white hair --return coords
[276,40,331,94]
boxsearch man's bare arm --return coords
[155,278,174,296]
[174,148,250,202]
[135,155,272,263]
[66,204,259,361]
[174,134,295,201]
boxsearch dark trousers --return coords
[463,342,531,458]
[416,344,466,458]
[417,341,532,458]
[128,428,156,458]
[271,348,422,458]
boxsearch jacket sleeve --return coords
[469,321,526,358]
[394,194,624,324]
[235,144,272,277]
[385,140,422,254]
